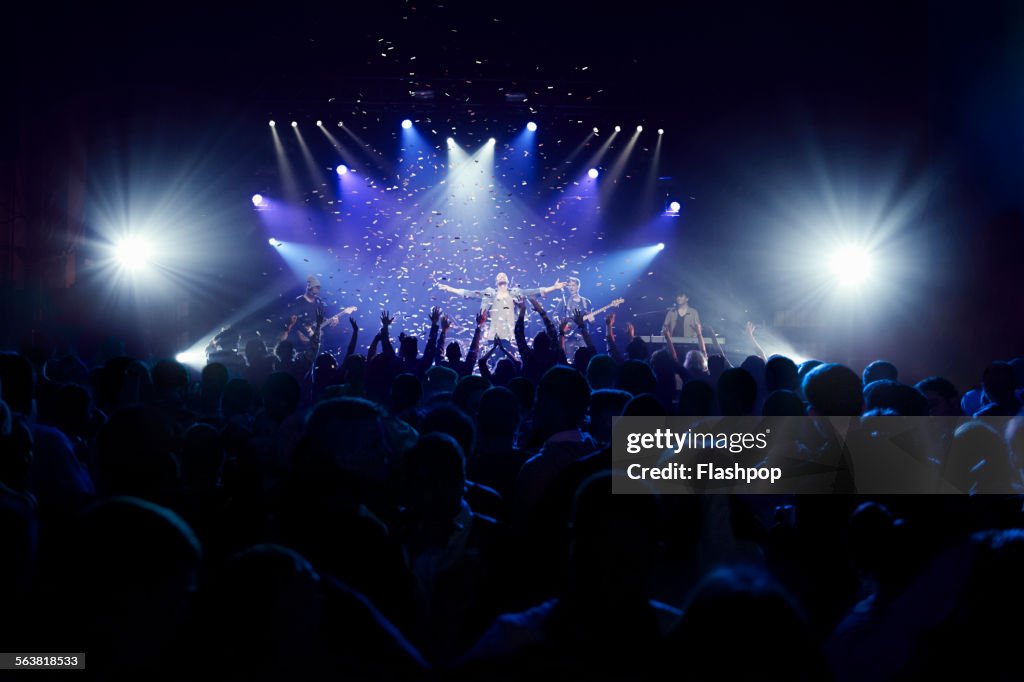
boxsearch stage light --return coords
[447,137,455,147]
[114,237,153,271]
[402,119,413,129]
[291,121,298,128]
[268,238,280,246]
[316,120,323,127]
[829,245,874,287]
[526,122,538,132]
[657,243,665,251]
[488,137,496,146]
[588,168,600,179]
[336,164,349,175]
[593,127,599,134]
[669,201,681,212]
[637,125,643,132]
[615,125,621,132]
[337,121,343,127]
[268,120,276,127]
[251,194,265,207]
[658,128,664,135]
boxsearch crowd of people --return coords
[2,294,1024,680]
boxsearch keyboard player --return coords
[662,292,707,358]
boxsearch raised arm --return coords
[478,337,499,381]
[530,297,560,343]
[344,316,359,360]
[573,309,596,350]
[495,336,521,370]
[380,311,395,357]
[436,315,450,363]
[463,310,486,375]
[419,307,441,373]
[746,322,768,363]
[437,282,484,298]
[367,332,381,361]
[663,327,680,363]
[606,313,623,363]
[530,297,566,364]
[514,298,531,361]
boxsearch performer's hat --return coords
[306,275,321,289]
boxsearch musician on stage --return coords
[436,271,566,341]
[555,277,593,362]
[662,292,707,357]
[285,275,356,354]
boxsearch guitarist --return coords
[285,275,357,354]
[557,277,593,361]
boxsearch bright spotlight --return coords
[446,137,455,147]
[268,238,278,246]
[251,194,265,207]
[829,245,874,287]
[669,201,681,212]
[114,237,153,271]
[593,127,599,134]
[291,121,298,128]
[401,119,413,129]
[316,120,323,127]
[268,120,276,127]
[526,122,538,132]
[337,121,343,127]
[336,164,349,175]
[656,243,666,251]
[175,350,206,368]
[588,168,600,179]
[636,125,643,132]
[615,125,622,132]
[488,137,496,146]
[658,128,664,135]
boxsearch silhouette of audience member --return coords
[616,359,657,396]
[863,360,898,386]
[516,367,595,519]
[585,354,617,390]
[914,376,962,417]
[95,406,181,506]
[587,389,632,445]
[463,472,677,678]
[0,352,94,511]
[944,421,1018,493]
[668,564,826,680]
[401,432,500,662]
[207,543,427,680]
[678,379,714,417]
[470,387,528,501]
[766,355,801,394]
[975,361,1022,416]
[803,363,864,416]
[863,380,930,416]
[390,373,424,425]
[52,497,202,678]
[425,365,459,399]
[717,367,758,416]
[763,389,806,416]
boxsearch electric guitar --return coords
[295,306,358,344]
[582,298,625,322]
